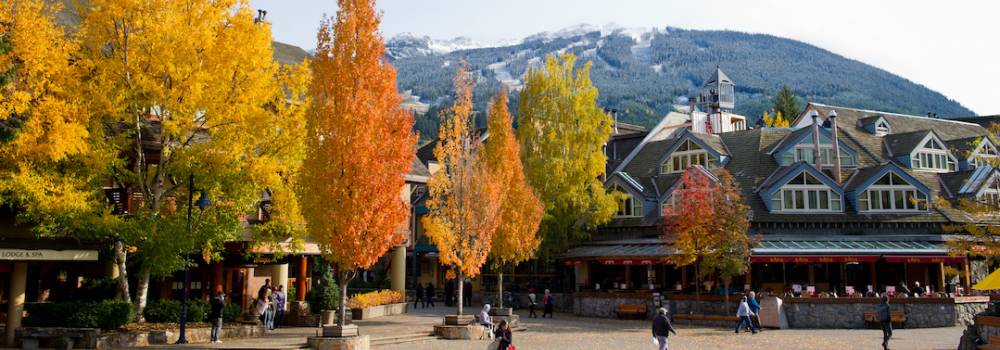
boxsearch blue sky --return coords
[254,0,1000,115]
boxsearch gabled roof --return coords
[939,166,997,197]
[843,162,932,195]
[704,67,732,86]
[766,125,857,160]
[884,130,935,157]
[946,136,986,160]
[757,162,842,194]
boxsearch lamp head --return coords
[196,192,212,211]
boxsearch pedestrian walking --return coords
[210,292,225,343]
[651,307,677,350]
[734,295,757,334]
[542,289,554,318]
[258,278,272,298]
[445,280,455,307]
[747,291,762,330]
[527,289,538,318]
[464,279,473,307]
[255,292,269,327]
[274,285,286,328]
[264,289,276,330]
[878,295,892,350]
[414,283,425,309]
[425,283,436,308]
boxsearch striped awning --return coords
[752,240,949,255]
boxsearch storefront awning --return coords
[751,255,879,263]
[883,255,965,263]
[559,241,676,265]
[753,240,950,256]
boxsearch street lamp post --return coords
[177,174,212,344]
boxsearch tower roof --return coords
[704,66,733,86]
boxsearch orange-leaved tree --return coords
[662,167,721,304]
[482,88,543,309]
[300,0,417,327]
[423,65,504,316]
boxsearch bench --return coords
[18,331,88,350]
[616,304,647,319]
[863,310,907,329]
[979,335,1000,350]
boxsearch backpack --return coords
[877,304,890,322]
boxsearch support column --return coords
[296,256,308,301]
[624,266,632,289]
[390,246,406,293]
[807,264,815,286]
[213,262,224,294]
[745,265,752,290]
[272,263,289,292]
[962,259,971,292]
[938,262,946,293]
[6,262,27,347]
[869,261,878,292]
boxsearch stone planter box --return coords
[14,324,263,349]
[350,303,407,320]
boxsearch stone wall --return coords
[573,292,738,320]
[783,297,989,329]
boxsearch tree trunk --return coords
[456,270,464,316]
[497,270,504,309]
[694,263,701,314]
[135,265,151,322]
[338,269,353,326]
[113,240,131,302]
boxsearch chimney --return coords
[612,109,619,135]
[809,109,822,168]
[829,110,842,182]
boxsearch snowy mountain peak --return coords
[386,32,516,59]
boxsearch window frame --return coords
[768,172,843,213]
[612,184,643,218]
[970,139,998,169]
[660,140,717,174]
[857,172,929,213]
[910,135,957,172]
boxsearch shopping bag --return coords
[507,346,516,350]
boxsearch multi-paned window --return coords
[858,172,928,212]
[969,141,998,169]
[779,136,855,167]
[661,140,716,174]
[911,137,957,172]
[979,177,1000,206]
[769,172,842,212]
[613,184,643,217]
[874,119,891,136]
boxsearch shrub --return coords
[307,282,340,313]
[222,303,240,322]
[74,277,119,302]
[24,301,134,330]
[348,290,404,309]
[144,299,210,323]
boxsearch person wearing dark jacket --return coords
[210,292,225,343]
[494,319,512,350]
[652,307,677,350]
[444,280,455,306]
[424,283,435,308]
[414,283,424,309]
[877,295,892,350]
[463,280,473,307]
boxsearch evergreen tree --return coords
[773,85,800,121]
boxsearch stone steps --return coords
[369,332,436,347]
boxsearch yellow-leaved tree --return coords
[76,0,310,320]
[424,65,504,316]
[299,0,417,328]
[517,53,619,256]
[482,88,543,309]
[0,0,101,231]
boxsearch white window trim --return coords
[787,144,855,167]
[970,139,998,168]
[660,140,715,174]
[770,184,843,213]
[858,173,929,213]
[612,184,643,218]
[874,119,891,136]
[909,134,957,173]
[975,174,1000,205]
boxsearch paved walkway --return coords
[147,304,965,350]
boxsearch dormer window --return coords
[778,136,855,167]
[612,184,643,217]
[768,172,842,212]
[980,178,1000,206]
[969,140,998,169]
[661,140,716,174]
[875,119,890,136]
[858,172,928,212]
[911,137,957,172]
